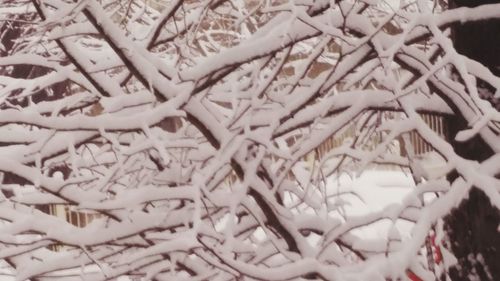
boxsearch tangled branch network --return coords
[0,0,499,280]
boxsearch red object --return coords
[430,233,443,265]
[407,270,423,281]
[406,232,443,281]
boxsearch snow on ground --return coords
[327,170,415,239]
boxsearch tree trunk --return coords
[445,1,500,280]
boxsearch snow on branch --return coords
[0,0,498,280]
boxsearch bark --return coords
[444,1,500,280]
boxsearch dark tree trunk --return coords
[444,1,500,280]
